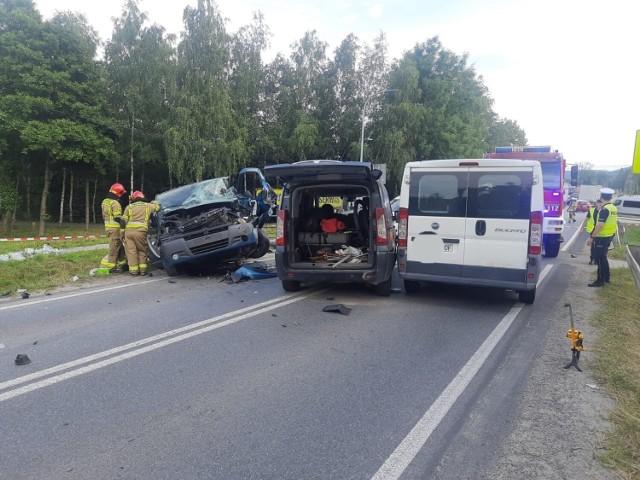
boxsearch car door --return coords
[462,167,533,280]
[405,168,469,277]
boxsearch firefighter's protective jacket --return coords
[102,193,123,230]
[123,200,160,231]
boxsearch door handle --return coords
[475,220,486,236]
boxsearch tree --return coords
[485,118,527,150]
[0,1,117,234]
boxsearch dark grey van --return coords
[264,160,397,296]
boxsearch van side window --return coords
[467,173,532,219]
[623,200,640,209]
[411,173,467,217]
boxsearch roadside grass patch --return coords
[591,267,640,478]
[0,238,108,255]
[610,225,640,261]
[0,250,105,295]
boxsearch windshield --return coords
[540,162,561,190]
[156,177,238,211]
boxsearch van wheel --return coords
[544,238,560,258]
[404,279,421,294]
[282,280,301,292]
[375,278,392,297]
[518,288,536,304]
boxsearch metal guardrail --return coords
[626,245,640,290]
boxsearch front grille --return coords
[189,238,229,255]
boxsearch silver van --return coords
[396,159,544,303]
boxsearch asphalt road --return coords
[0,218,590,480]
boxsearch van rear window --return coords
[409,171,532,219]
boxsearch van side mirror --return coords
[570,165,578,187]
[372,169,383,181]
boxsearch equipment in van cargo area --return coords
[397,159,544,304]
[265,160,397,296]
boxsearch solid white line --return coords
[561,221,584,252]
[371,263,555,480]
[371,304,523,480]
[0,278,164,311]
[0,291,317,402]
[0,292,310,393]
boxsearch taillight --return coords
[529,211,542,255]
[375,207,387,246]
[276,209,287,247]
[398,207,408,248]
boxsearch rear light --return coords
[398,207,408,248]
[375,207,387,246]
[529,211,542,255]
[276,209,287,247]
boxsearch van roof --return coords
[405,159,542,169]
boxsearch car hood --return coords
[156,177,239,213]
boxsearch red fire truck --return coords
[485,146,573,257]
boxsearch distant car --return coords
[576,200,591,212]
[390,195,400,233]
[148,172,272,276]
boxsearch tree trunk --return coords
[38,158,51,236]
[25,172,31,220]
[85,177,90,231]
[59,167,66,225]
[92,176,98,224]
[68,170,74,223]
[130,109,135,193]
[140,168,144,194]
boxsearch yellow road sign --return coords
[633,130,640,174]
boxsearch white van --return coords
[613,195,640,217]
[396,159,544,303]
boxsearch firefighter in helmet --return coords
[122,190,160,276]
[100,183,128,272]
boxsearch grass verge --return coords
[0,249,106,295]
[0,238,108,255]
[592,267,640,479]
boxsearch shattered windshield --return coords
[156,177,238,212]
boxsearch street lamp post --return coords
[359,89,397,162]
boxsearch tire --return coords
[282,280,301,292]
[544,237,560,258]
[375,278,392,297]
[250,228,271,259]
[518,287,536,304]
[404,279,421,294]
[147,231,163,268]
[163,262,182,277]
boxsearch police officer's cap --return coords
[600,187,614,199]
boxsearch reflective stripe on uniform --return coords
[596,204,618,237]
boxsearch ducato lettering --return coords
[495,228,527,233]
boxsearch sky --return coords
[34,0,640,171]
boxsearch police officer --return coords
[586,188,617,287]
[100,183,127,272]
[584,199,603,265]
[122,191,160,276]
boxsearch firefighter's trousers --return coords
[125,229,149,274]
[101,228,126,269]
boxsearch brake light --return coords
[529,211,542,255]
[398,207,408,248]
[276,209,287,247]
[375,207,387,246]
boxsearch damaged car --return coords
[148,174,271,276]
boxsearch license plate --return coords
[443,243,453,252]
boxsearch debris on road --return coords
[15,354,31,366]
[20,292,30,299]
[322,304,351,315]
[229,264,277,283]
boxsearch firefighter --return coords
[586,188,617,287]
[568,198,577,223]
[100,183,127,272]
[122,190,160,276]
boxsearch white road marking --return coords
[0,278,165,311]
[372,264,555,480]
[0,290,318,401]
[561,220,584,252]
